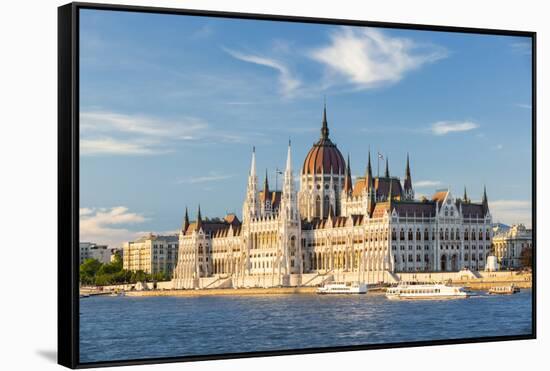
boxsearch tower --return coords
[403,153,414,200]
[242,147,259,222]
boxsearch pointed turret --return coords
[384,156,390,178]
[343,154,353,195]
[482,185,488,214]
[182,206,190,233]
[196,204,202,230]
[463,186,469,203]
[243,146,259,220]
[281,140,297,220]
[263,169,270,195]
[250,146,256,177]
[365,150,373,191]
[403,153,414,200]
[321,100,329,140]
[388,178,393,203]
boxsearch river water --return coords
[80,290,532,363]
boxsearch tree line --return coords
[79,255,171,286]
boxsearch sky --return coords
[79,9,533,248]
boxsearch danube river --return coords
[80,290,532,363]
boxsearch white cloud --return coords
[80,137,164,156]
[492,144,504,150]
[489,200,532,227]
[310,27,447,89]
[178,172,235,184]
[431,121,479,135]
[414,180,443,188]
[224,48,301,97]
[515,103,532,110]
[80,207,148,248]
[81,111,207,139]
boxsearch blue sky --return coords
[79,9,533,248]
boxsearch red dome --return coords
[302,105,345,175]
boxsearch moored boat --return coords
[317,281,367,294]
[386,282,469,300]
[488,284,520,295]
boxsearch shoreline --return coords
[102,282,531,298]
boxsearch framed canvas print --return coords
[58,2,536,368]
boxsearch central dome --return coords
[302,105,345,175]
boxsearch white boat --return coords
[386,282,469,300]
[488,284,520,295]
[317,281,367,294]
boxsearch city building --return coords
[172,106,493,289]
[123,234,179,275]
[79,242,113,264]
[492,224,532,269]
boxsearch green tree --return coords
[520,247,533,269]
[80,258,102,284]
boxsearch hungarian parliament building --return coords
[172,106,493,289]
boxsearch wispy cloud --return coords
[431,121,479,135]
[492,144,504,150]
[510,41,532,56]
[489,200,532,227]
[515,103,532,110]
[415,180,443,188]
[310,27,447,89]
[80,206,148,248]
[224,48,301,98]
[80,110,260,155]
[177,172,235,184]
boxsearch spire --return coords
[285,140,292,173]
[343,153,353,195]
[263,169,270,195]
[197,204,202,229]
[365,149,373,190]
[463,186,468,203]
[182,206,190,232]
[403,153,413,198]
[384,156,390,178]
[482,185,488,212]
[249,146,256,177]
[320,100,329,140]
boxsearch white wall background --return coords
[0,0,546,370]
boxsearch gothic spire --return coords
[197,204,202,229]
[249,146,256,177]
[388,178,393,204]
[366,149,373,190]
[384,156,390,178]
[463,186,468,203]
[343,153,353,195]
[321,100,329,140]
[263,169,270,195]
[182,206,189,232]
[403,153,413,196]
[482,185,488,212]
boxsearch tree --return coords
[80,258,102,284]
[520,247,533,269]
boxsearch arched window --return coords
[464,229,469,241]
[479,229,483,240]
[445,229,449,240]
[323,195,330,217]
[424,228,429,240]
[450,229,455,240]
[400,229,405,240]
[408,229,413,240]
[416,229,421,240]
[315,196,321,217]
[464,253,469,261]
[391,228,397,241]
[439,229,444,239]
[471,230,476,240]
[486,229,491,240]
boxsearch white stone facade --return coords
[493,224,532,269]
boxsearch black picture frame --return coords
[58,2,537,369]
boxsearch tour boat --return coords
[386,282,469,300]
[316,281,367,294]
[488,285,520,295]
